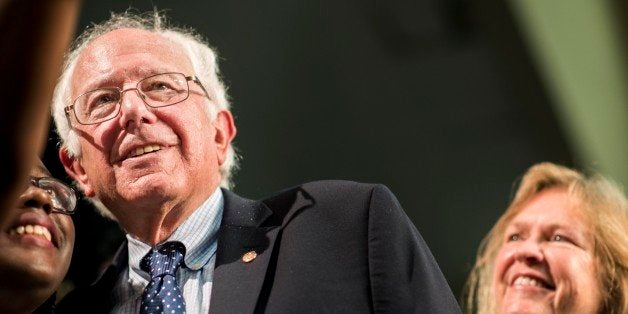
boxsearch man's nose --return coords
[20,186,54,214]
[118,88,156,129]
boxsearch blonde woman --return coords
[464,162,628,313]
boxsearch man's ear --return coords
[213,110,237,165]
[59,148,95,197]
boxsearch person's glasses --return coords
[65,72,210,125]
[29,177,78,215]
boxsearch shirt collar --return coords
[127,187,224,283]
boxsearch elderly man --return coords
[53,11,461,314]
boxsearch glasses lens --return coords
[74,88,121,124]
[37,178,77,213]
[138,73,189,107]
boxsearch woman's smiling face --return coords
[492,187,602,314]
[0,161,75,311]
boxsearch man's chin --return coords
[115,180,178,206]
[121,171,177,189]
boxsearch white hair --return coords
[51,10,239,219]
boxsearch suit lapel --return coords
[84,241,128,312]
[210,188,313,313]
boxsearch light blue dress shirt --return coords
[111,187,223,313]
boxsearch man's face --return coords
[64,29,234,224]
[0,162,74,305]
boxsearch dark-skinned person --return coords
[0,0,81,312]
[0,160,78,313]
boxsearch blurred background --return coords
[44,0,628,301]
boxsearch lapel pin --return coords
[242,250,257,263]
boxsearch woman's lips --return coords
[511,274,555,290]
[8,211,59,248]
[9,224,52,242]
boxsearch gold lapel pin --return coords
[242,250,257,263]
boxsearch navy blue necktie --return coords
[139,241,187,314]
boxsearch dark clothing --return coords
[57,180,461,313]
[33,294,56,313]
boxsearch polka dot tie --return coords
[139,241,187,314]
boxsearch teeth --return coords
[128,145,161,158]
[10,224,52,242]
[514,276,542,287]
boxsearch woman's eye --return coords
[45,188,57,197]
[552,234,566,242]
[507,234,520,242]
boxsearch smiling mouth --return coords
[513,275,555,290]
[10,224,52,242]
[127,145,162,159]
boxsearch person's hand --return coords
[0,0,81,222]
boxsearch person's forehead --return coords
[509,189,589,229]
[72,28,193,89]
[87,28,179,52]
[31,160,51,178]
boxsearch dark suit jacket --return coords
[57,180,461,313]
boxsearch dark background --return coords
[44,0,611,301]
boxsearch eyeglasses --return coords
[29,177,78,215]
[65,72,210,125]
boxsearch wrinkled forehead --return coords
[71,28,193,92]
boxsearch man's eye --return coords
[148,82,174,91]
[90,93,118,108]
[98,95,113,103]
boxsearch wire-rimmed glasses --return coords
[65,72,210,125]
[29,177,78,215]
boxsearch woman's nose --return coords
[513,238,544,264]
[19,185,54,213]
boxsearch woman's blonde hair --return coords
[463,162,628,313]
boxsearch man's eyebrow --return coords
[136,67,165,77]
[81,67,176,91]
[79,76,121,92]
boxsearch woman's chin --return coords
[500,288,554,314]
